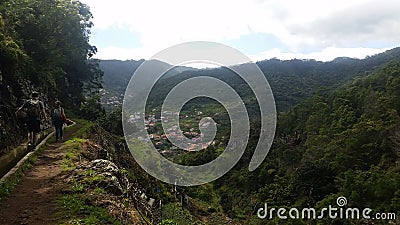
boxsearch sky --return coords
[79,0,400,63]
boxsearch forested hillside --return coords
[176,60,400,224]
[101,48,400,112]
[258,48,400,110]
[99,59,195,111]
[0,0,103,151]
[100,60,144,92]
[98,53,400,224]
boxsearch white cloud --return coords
[290,0,400,48]
[81,0,400,61]
[249,47,390,62]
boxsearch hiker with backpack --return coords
[15,91,48,147]
[52,100,67,142]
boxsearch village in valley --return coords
[127,107,222,157]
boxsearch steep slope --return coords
[98,57,400,224]
[194,59,400,224]
[258,47,400,110]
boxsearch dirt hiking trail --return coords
[0,124,82,225]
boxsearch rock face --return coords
[0,98,25,154]
[68,138,129,197]
[78,159,129,196]
[0,95,54,178]
[0,84,53,156]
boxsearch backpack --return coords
[53,107,66,123]
[54,108,62,119]
[26,99,41,118]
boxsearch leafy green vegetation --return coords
[101,48,400,113]
[159,219,179,225]
[57,194,122,225]
[131,59,396,224]
[0,0,102,107]
[97,53,400,224]
[71,119,94,137]
[62,137,84,171]
[0,0,103,151]
[57,126,126,225]
[162,203,197,225]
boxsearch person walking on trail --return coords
[52,100,67,142]
[15,91,47,147]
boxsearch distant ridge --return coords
[100,47,400,111]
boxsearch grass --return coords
[56,120,123,225]
[68,118,93,139]
[93,187,106,194]
[83,174,105,184]
[57,194,122,225]
[162,202,198,225]
[61,137,86,171]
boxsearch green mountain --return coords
[98,50,400,224]
[99,59,196,111]
[175,59,400,225]
[100,48,400,112]
[124,59,400,225]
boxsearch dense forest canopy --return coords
[99,51,400,224]
[151,59,400,224]
[0,0,103,151]
[211,60,400,223]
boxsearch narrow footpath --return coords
[0,124,82,225]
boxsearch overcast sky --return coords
[79,0,400,62]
